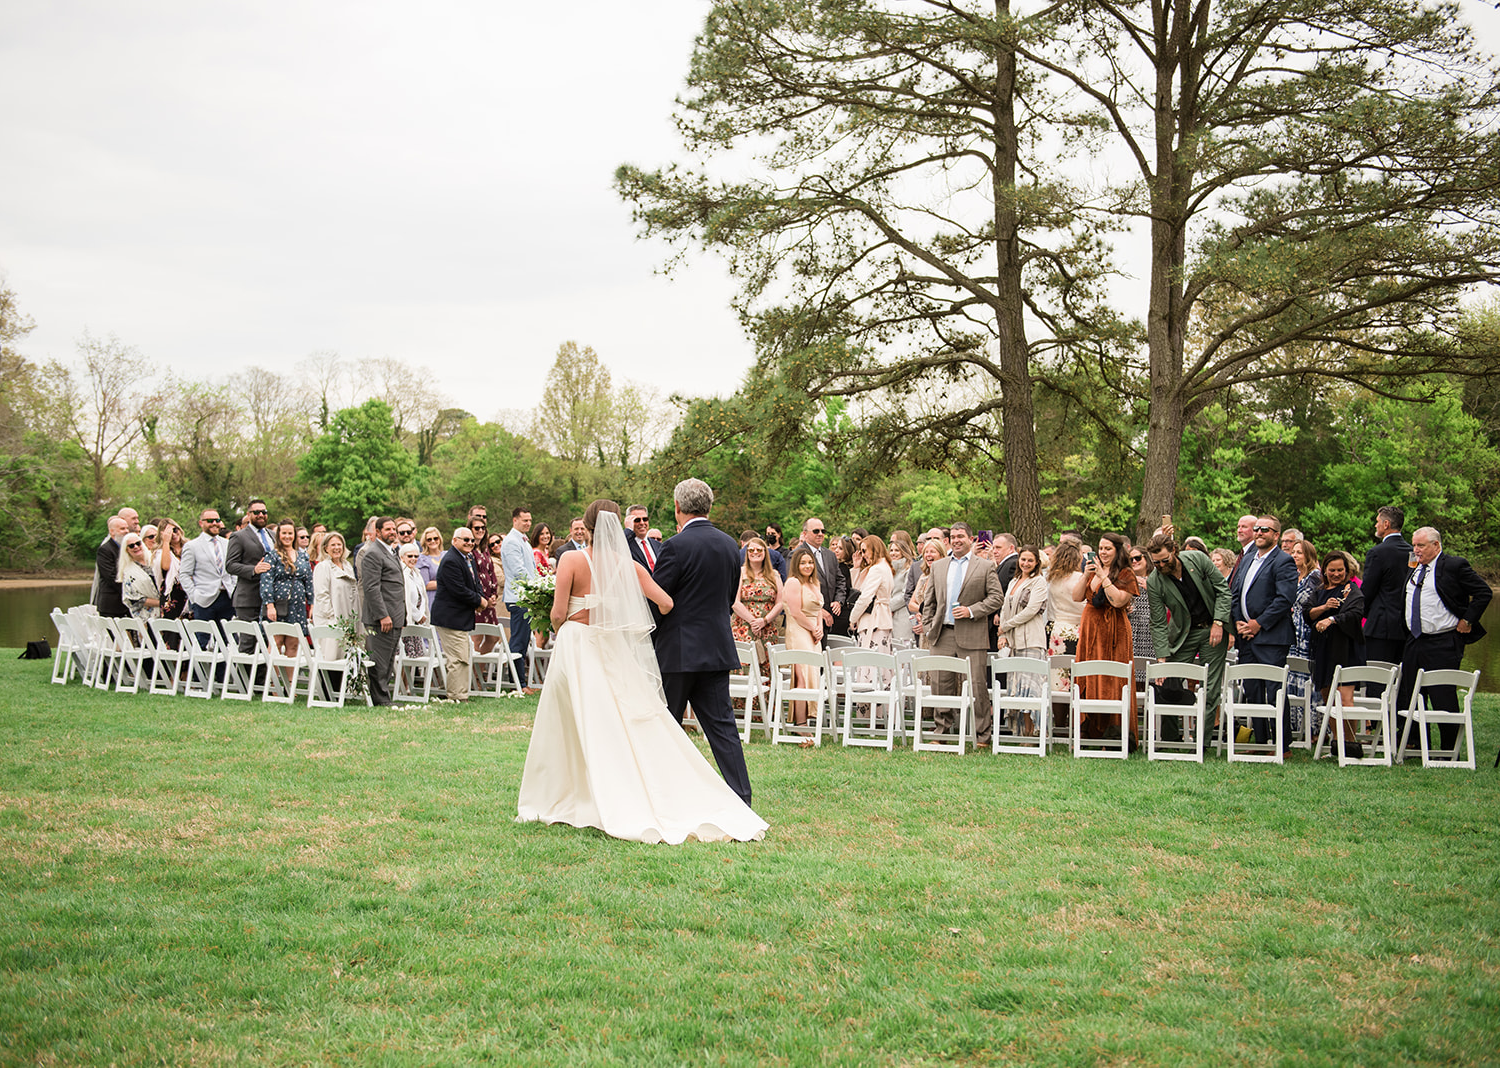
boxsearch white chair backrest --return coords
[1148,661,1207,686]
[1071,659,1132,681]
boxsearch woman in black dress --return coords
[1304,551,1367,757]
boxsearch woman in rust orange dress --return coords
[1072,531,1139,748]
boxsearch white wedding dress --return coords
[515,512,767,844]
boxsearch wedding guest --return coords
[399,542,431,659]
[1045,538,1085,657]
[531,522,555,573]
[178,508,234,631]
[730,536,784,676]
[1074,533,1139,747]
[781,546,824,732]
[469,508,499,653]
[1183,535,1209,554]
[118,533,161,622]
[308,531,327,566]
[1288,536,1322,718]
[261,519,314,665]
[296,526,311,552]
[1128,543,1155,667]
[312,532,359,661]
[908,538,943,641]
[1210,548,1236,579]
[1305,551,1367,757]
[827,535,856,637]
[432,527,483,701]
[147,517,187,623]
[763,522,788,579]
[501,506,539,684]
[848,534,895,682]
[418,527,443,610]
[888,531,916,645]
[396,519,417,548]
[997,544,1049,734]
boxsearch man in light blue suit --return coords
[501,506,538,688]
[1229,513,1299,748]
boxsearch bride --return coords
[516,499,768,844]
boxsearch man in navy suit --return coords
[1395,527,1491,754]
[651,478,753,806]
[625,504,663,572]
[1229,514,1299,747]
[1362,505,1413,667]
[431,527,484,701]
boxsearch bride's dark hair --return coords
[584,499,621,533]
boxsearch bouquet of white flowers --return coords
[515,573,556,639]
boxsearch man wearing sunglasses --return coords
[225,499,275,652]
[1228,514,1299,749]
[795,517,846,635]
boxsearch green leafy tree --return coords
[618,0,1136,545]
[297,400,417,536]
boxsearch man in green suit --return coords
[1145,532,1233,719]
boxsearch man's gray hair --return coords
[1413,525,1442,548]
[674,478,714,516]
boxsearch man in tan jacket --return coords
[919,522,1006,744]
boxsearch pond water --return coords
[5,584,1500,691]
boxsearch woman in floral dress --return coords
[731,537,784,675]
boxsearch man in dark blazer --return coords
[431,526,483,701]
[224,499,273,652]
[93,515,130,618]
[1362,505,1413,667]
[1229,514,1299,746]
[1395,527,1491,754]
[651,478,753,806]
[1146,534,1232,720]
[795,517,847,638]
[359,517,407,706]
[625,505,663,571]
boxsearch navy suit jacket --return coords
[1229,545,1299,647]
[1363,533,1414,640]
[430,548,482,631]
[651,517,741,674]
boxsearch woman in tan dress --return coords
[781,545,825,729]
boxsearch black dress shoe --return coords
[1347,739,1364,759]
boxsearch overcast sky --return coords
[0,0,751,418]
[4,1,1499,422]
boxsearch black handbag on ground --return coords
[19,640,51,659]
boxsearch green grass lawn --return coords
[3,653,1498,1066]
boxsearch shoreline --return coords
[1,573,92,590]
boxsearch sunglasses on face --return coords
[397,528,414,536]
[1253,525,1276,533]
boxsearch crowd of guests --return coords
[85,500,1490,757]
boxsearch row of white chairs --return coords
[727,643,1480,768]
[49,606,532,707]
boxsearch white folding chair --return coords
[259,621,307,703]
[1070,660,1133,759]
[394,624,446,702]
[1313,663,1397,766]
[1145,662,1209,763]
[893,646,931,742]
[50,608,83,684]
[990,655,1051,756]
[1048,653,1075,750]
[730,640,770,740]
[1285,654,1315,750]
[180,620,226,698]
[113,617,152,694]
[1223,663,1287,764]
[825,645,858,733]
[219,620,265,700]
[840,650,899,750]
[824,634,856,650]
[528,632,554,686]
[146,618,190,695]
[305,624,361,708]
[911,653,972,754]
[469,623,507,697]
[1397,668,1479,769]
[88,615,125,691]
[770,648,829,747]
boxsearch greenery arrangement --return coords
[3,653,1498,1065]
[329,612,369,699]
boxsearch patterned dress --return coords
[1288,568,1323,729]
[731,573,782,670]
[260,550,314,633]
[474,549,499,626]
